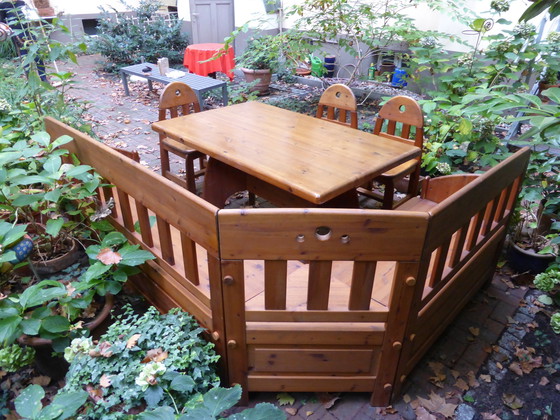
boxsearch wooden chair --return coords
[359,96,424,209]
[315,84,358,128]
[158,81,206,193]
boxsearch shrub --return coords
[551,313,560,334]
[92,0,189,70]
[0,344,35,372]
[61,305,219,418]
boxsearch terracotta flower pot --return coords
[30,237,83,278]
[241,68,272,95]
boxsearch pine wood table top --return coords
[152,101,421,205]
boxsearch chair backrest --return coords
[373,96,424,148]
[316,84,358,129]
[158,81,201,121]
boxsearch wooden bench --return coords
[44,116,530,406]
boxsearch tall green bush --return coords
[92,0,189,70]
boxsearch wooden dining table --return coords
[151,102,422,208]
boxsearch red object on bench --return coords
[183,43,235,80]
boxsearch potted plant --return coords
[0,231,154,377]
[236,35,281,95]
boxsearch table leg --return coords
[148,79,153,92]
[121,72,130,96]
[221,84,228,106]
[203,158,247,208]
[194,91,205,110]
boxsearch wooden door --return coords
[190,0,234,44]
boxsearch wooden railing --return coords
[44,117,530,406]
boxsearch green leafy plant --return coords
[14,384,87,420]
[0,343,35,372]
[551,312,560,334]
[139,385,286,419]
[235,35,282,71]
[534,269,560,305]
[92,0,189,70]
[60,305,220,418]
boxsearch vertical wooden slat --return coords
[220,260,249,404]
[156,215,174,265]
[339,109,348,124]
[181,232,199,285]
[482,197,500,235]
[495,183,514,221]
[349,261,377,310]
[116,189,134,231]
[429,240,450,288]
[387,120,397,134]
[327,107,335,121]
[449,227,468,267]
[307,261,332,310]
[135,200,153,247]
[207,254,228,384]
[401,123,411,139]
[264,260,287,310]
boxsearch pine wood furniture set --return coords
[45,108,529,406]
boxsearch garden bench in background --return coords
[44,116,530,407]
[119,62,228,107]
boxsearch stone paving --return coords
[60,54,532,419]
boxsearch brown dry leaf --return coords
[31,376,51,386]
[467,371,480,388]
[126,333,141,349]
[414,406,437,420]
[316,392,340,409]
[285,408,297,416]
[506,316,518,324]
[305,411,313,417]
[141,348,169,363]
[479,374,492,383]
[429,372,447,388]
[496,362,504,370]
[96,248,122,265]
[65,283,76,296]
[90,341,113,358]
[454,378,469,392]
[468,327,480,337]
[450,370,461,379]
[6,412,19,420]
[417,392,458,418]
[539,376,550,386]
[502,393,523,410]
[100,374,112,388]
[429,361,445,375]
[86,384,103,402]
[513,347,542,374]
[481,412,501,419]
[403,394,412,403]
[509,362,524,376]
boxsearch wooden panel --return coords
[135,200,154,247]
[249,348,376,373]
[116,189,134,231]
[245,310,388,323]
[181,233,199,285]
[44,117,220,254]
[247,375,376,392]
[349,261,377,310]
[246,322,385,345]
[218,209,429,261]
[156,215,174,265]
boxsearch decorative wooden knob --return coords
[223,275,234,285]
[409,334,416,342]
[393,341,402,350]
[384,383,392,391]
[227,340,237,349]
[400,375,407,383]
[211,331,220,341]
[405,276,416,286]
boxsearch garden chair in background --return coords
[315,83,358,128]
[158,81,207,193]
[358,95,424,209]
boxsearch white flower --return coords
[436,162,452,175]
[64,337,94,363]
[0,98,11,113]
[135,362,167,390]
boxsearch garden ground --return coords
[4,54,558,419]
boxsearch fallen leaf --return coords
[502,393,523,410]
[96,248,122,265]
[414,406,437,420]
[417,392,458,418]
[305,411,313,417]
[556,384,560,392]
[126,333,141,349]
[31,376,51,386]
[539,376,550,386]
[479,374,491,383]
[450,370,461,379]
[467,371,480,388]
[454,378,469,391]
[468,327,480,337]
[89,341,113,358]
[509,362,523,376]
[481,412,501,419]
[403,394,411,403]
[380,406,398,414]
[276,392,295,406]
[285,408,297,416]
[141,348,168,363]
[100,374,112,388]
[86,384,103,402]
[316,392,339,409]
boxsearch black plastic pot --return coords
[506,242,555,275]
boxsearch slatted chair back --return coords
[316,84,358,129]
[373,95,424,147]
[158,82,205,193]
[159,81,201,120]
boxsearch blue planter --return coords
[392,67,408,88]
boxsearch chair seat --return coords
[161,137,203,158]
[377,158,418,179]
